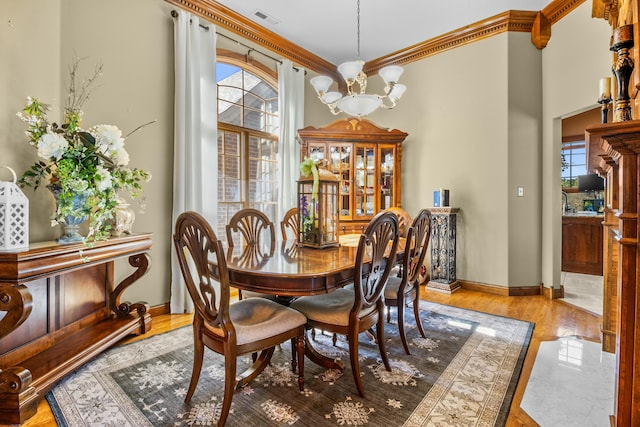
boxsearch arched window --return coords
[216,51,280,236]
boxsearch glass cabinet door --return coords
[354,144,376,220]
[379,145,396,211]
[328,144,352,221]
[307,143,326,162]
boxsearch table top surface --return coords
[224,237,403,296]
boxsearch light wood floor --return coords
[16,288,601,427]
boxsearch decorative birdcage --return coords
[0,167,29,251]
[297,167,340,248]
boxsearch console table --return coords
[426,207,460,293]
[0,233,152,424]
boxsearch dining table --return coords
[224,236,405,369]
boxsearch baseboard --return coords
[148,303,170,317]
[458,280,542,296]
[542,284,564,299]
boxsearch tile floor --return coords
[521,273,612,426]
[521,336,616,426]
[561,271,604,315]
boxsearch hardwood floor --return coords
[15,288,601,427]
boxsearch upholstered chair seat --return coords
[290,288,377,327]
[205,298,307,345]
[384,274,416,299]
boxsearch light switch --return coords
[517,186,524,197]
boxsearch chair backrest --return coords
[385,206,412,238]
[280,207,299,240]
[353,211,400,312]
[173,211,230,328]
[226,208,275,250]
[403,209,432,287]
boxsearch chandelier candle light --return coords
[309,0,406,117]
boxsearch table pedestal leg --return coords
[304,330,344,370]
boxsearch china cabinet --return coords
[298,118,408,234]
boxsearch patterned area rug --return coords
[47,301,533,426]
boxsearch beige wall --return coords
[0,0,615,306]
[541,2,612,290]
[361,34,518,287]
[2,0,62,242]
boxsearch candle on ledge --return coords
[599,77,612,99]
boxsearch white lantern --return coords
[0,167,29,251]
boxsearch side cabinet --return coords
[298,118,408,234]
[0,234,152,424]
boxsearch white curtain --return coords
[277,60,305,226]
[170,10,217,313]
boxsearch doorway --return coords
[560,108,604,315]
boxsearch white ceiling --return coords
[215,0,553,66]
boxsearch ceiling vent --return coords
[252,9,279,25]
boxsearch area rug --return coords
[46,301,533,426]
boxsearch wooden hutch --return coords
[298,118,408,235]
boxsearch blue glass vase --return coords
[47,184,89,244]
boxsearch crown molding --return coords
[365,10,537,74]
[544,0,587,24]
[165,0,338,78]
[166,0,587,75]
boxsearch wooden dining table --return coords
[225,240,360,297]
[224,237,404,369]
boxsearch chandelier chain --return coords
[356,0,361,59]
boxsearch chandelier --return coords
[309,0,406,117]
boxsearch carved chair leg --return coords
[376,315,391,372]
[296,335,305,391]
[219,352,236,427]
[348,328,365,397]
[290,338,297,373]
[414,288,427,338]
[185,333,204,402]
[398,300,410,355]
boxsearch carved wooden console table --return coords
[0,233,152,424]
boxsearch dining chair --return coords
[226,208,276,300]
[173,211,306,427]
[385,206,412,238]
[226,208,276,250]
[290,210,400,397]
[280,207,299,240]
[384,209,432,354]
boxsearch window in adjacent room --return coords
[561,137,587,189]
[216,52,279,236]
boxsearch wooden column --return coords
[586,120,640,427]
[601,154,620,353]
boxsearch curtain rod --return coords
[170,10,302,73]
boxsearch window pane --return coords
[218,86,244,104]
[223,132,240,156]
[244,108,264,131]
[217,63,241,82]
[216,59,279,228]
[244,92,263,109]
[219,100,242,126]
[243,71,261,92]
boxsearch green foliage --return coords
[16,58,152,241]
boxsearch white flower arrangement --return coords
[17,58,152,241]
